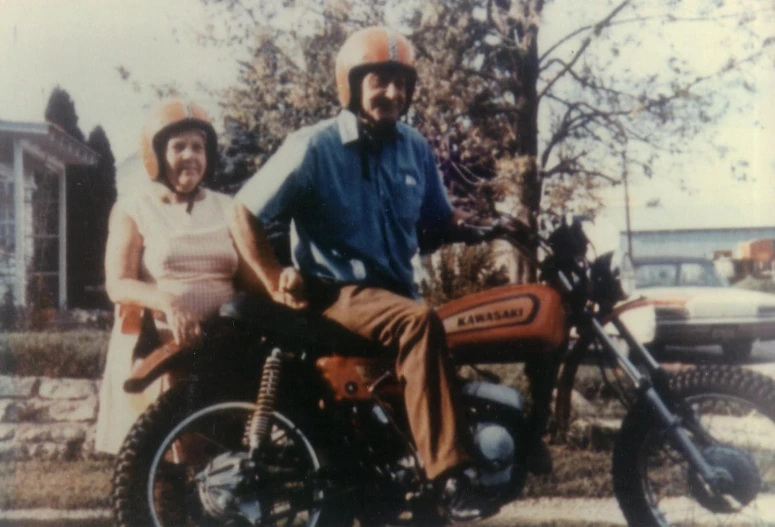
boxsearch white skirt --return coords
[94,329,165,455]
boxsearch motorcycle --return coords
[111,217,775,527]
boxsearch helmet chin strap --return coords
[160,176,200,214]
[357,111,398,147]
[356,113,401,183]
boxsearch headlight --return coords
[590,251,636,305]
[590,252,621,305]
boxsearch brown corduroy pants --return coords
[318,284,470,480]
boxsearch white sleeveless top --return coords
[122,186,238,331]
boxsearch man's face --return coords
[360,69,408,124]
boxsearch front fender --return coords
[603,297,657,346]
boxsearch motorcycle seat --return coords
[219,293,317,349]
[219,293,383,357]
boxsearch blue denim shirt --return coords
[236,110,453,297]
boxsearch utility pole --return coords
[622,153,633,258]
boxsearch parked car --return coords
[632,256,775,361]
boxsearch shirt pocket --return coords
[388,166,424,228]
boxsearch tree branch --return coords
[539,0,632,64]
[540,6,775,65]
[537,40,592,100]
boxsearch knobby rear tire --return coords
[110,382,343,527]
[613,365,775,527]
[111,382,200,527]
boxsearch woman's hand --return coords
[162,296,202,345]
[273,267,308,310]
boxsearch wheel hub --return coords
[195,451,263,525]
[688,445,762,513]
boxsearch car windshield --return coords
[635,261,730,288]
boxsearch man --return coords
[230,26,496,522]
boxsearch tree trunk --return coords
[515,19,541,282]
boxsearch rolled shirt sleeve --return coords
[235,129,314,222]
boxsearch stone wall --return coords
[0,375,100,461]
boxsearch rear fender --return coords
[123,342,192,393]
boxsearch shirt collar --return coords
[337,110,360,145]
[337,109,405,145]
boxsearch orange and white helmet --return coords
[335,26,417,114]
[140,99,218,184]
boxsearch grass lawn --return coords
[524,446,612,499]
[0,459,113,510]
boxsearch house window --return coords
[0,180,14,295]
[27,170,60,308]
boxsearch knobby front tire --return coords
[613,366,775,527]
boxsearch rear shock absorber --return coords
[246,348,282,455]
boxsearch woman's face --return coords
[163,129,207,193]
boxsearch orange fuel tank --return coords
[436,284,566,363]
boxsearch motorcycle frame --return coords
[497,219,731,493]
[552,267,730,492]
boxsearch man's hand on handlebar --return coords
[455,221,498,245]
[454,216,535,248]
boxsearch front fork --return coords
[590,316,733,493]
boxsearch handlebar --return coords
[459,214,626,315]
[459,214,593,296]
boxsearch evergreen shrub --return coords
[0,330,109,379]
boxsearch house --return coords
[621,227,775,262]
[0,120,98,308]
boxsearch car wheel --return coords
[722,339,754,362]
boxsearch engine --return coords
[463,381,529,497]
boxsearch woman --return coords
[95,100,243,454]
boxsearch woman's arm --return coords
[104,204,200,344]
[105,204,166,310]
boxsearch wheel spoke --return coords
[144,403,323,527]
[613,367,775,526]
[642,396,775,524]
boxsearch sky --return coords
[0,0,239,161]
[1,0,774,234]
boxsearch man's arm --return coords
[418,209,493,253]
[229,202,308,309]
